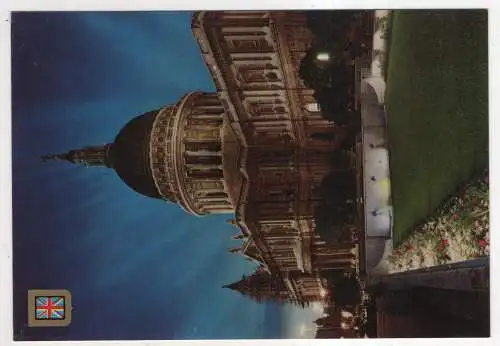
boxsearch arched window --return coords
[304,103,321,113]
[266,72,279,81]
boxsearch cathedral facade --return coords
[44,11,359,308]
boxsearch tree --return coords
[306,11,334,38]
[311,62,357,126]
[298,49,319,89]
[314,88,352,125]
[328,150,352,170]
[328,124,359,152]
[299,44,336,90]
[313,167,358,246]
[314,202,350,244]
[306,10,358,39]
[331,274,362,306]
[314,203,355,244]
[318,170,357,204]
[324,270,346,284]
[330,116,360,151]
[299,41,360,127]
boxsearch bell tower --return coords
[223,267,294,305]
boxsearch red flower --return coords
[479,239,488,247]
[442,239,449,246]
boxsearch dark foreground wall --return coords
[367,258,490,338]
[376,287,489,337]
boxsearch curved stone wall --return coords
[149,91,241,216]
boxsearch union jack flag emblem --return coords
[35,296,65,320]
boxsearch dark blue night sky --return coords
[11,12,320,340]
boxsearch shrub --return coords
[330,274,362,306]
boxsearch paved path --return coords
[358,10,394,276]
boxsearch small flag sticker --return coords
[28,289,72,327]
[35,296,65,320]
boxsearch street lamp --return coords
[319,288,328,298]
[316,52,330,62]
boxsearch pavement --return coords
[358,10,394,277]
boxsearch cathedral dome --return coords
[109,109,162,199]
[43,91,242,215]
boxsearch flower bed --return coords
[386,170,489,273]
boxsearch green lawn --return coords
[385,10,489,245]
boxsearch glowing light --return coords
[377,177,392,203]
[316,52,330,61]
[298,324,307,336]
[305,103,321,112]
[319,288,328,298]
[341,310,354,318]
[311,302,323,313]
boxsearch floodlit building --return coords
[43,11,361,307]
